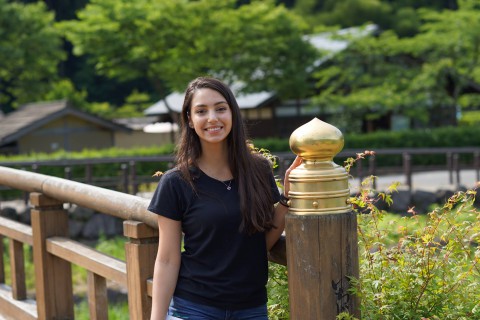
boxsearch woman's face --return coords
[188,88,233,147]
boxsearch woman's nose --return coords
[207,109,218,122]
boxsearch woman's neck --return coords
[197,143,232,180]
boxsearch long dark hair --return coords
[175,77,276,234]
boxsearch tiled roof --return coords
[0,100,130,146]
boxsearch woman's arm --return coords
[150,215,182,320]
[266,156,302,251]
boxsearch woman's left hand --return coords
[283,156,302,197]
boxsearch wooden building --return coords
[0,100,131,155]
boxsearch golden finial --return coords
[287,118,350,215]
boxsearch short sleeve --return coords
[147,169,189,221]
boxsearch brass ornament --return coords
[288,118,351,215]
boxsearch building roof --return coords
[144,90,275,116]
[0,100,130,146]
[144,25,377,117]
[113,116,159,130]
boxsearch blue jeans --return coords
[168,296,268,320]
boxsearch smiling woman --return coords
[188,87,233,148]
[147,76,301,320]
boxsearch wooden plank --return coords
[87,271,108,320]
[31,193,74,320]
[9,239,26,300]
[46,237,127,286]
[0,284,37,320]
[0,216,33,246]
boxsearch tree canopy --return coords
[59,0,319,100]
[0,0,64,113]
[312,0,480,132]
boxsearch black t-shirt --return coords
[148,167,280,310]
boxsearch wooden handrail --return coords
[0,166,288,319]
[0,166,157,228]
[0,217,33,246]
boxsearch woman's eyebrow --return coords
[193,101,228,107]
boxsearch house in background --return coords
[0,100,177,155]
[0,100,130,154]
[144,25,378,139]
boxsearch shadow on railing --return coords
[0,166,286,319]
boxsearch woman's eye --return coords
[217,106,227,112]
[195,109,206,114]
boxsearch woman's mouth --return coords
[205,126,222,132]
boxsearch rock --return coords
[435,189,455,205]
[68,204,95,221]
[0,206,18,221]
[68,219,85,239]
[412,190,437,214]
[390,189,412,213]
[81,214,123,239]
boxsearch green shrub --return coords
[343,150,480,319]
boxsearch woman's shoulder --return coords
[158,167,189,184]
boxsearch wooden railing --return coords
[0,166,287,319]
[1,147,479,197]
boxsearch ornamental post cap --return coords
[289,117,344,161]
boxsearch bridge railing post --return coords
[30,192,74,320]
[0,235,4,283]
[286,118,360,319]
[124,220,158,320]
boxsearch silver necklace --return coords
[221,179,232,190]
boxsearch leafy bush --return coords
[343,153,480,319]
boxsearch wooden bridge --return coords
[0,166,292,320]
[0,146,479,319]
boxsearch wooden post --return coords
[130,161,138,195]
[30,192,74,320]
[0,235,4,284]
[87,271,108,320]
[286,118,360,319]
[403,152,412,194]
[475,151,480,183]
[124,220,159,320]
[368,155,376,189]
[121,164,129,194]
[286,212,359,319]
[453,153,460,187]
[9,239,26,300]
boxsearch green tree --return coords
[0,0,65,113]
[58,0,319,101]
[313,0,480,133]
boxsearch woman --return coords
[148,77,300,320]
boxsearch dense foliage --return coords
[0,0,64,112]
[2,0,479,131]
[313,0,480,132]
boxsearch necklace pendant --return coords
[227,186,232,190]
